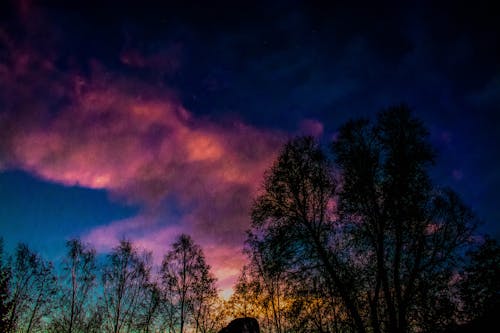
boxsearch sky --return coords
[1,0,499,295]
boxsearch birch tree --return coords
[160,234,218,333]
[101,240,151,333]
[52,238,97,333]
[5,244,57,333]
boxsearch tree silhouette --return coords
[4,243,57,333]
[0,235,224,333]
[51,238,97,333]
[228,265,258,319]
[137,281,161,333]
[333,106,475,333]
[249,105,477,333]
[458,236,500,322]
[250,136,364,332]
[101,240,152,333]
[160,234,217,333]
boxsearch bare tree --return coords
[245,236,288,333]
[51,238,97,333]
[5,243,57,333]
[160,234,218,333]
[101,240,152,333]
[228,265,258,319]
[136,280,161,333]
[250,136,364,332]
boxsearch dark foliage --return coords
[248,105,479,333]
[458,236,500,322]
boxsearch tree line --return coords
[226,106,500,333]
[0,235,223,333]
[1,105,499,333]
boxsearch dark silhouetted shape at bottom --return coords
[219,317,260,333]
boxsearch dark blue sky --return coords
[0,170,138,257]
[0,1,499,287]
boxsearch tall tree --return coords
[250,105,476,333]
[160,234,218,333]
[5,243,57,333]
[250,136,364,332]
[52,238,97,333]
[333,106,475,333]
[101,240,152,333]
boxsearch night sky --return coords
[1,0,499,294]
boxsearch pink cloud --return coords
[7,71,281,205]
[0,23,284,293]
[13,76,280,287]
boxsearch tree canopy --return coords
[247,105,479,333]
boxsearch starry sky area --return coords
[1,0,499,292]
